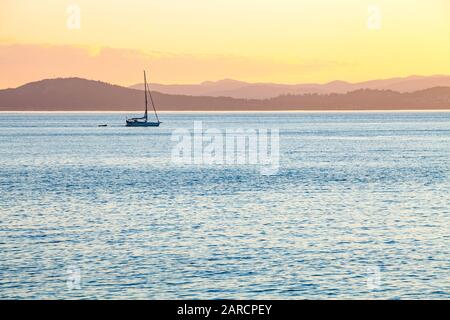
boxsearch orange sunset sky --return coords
[0,0,449,88]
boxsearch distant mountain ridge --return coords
[130,75,450,99]
[1,77,450,111]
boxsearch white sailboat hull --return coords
[126,120,160,127]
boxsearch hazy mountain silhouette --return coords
[130,75,450,99]
[129,79,249,96]
[0,78,261,111]
[1,77,450,111]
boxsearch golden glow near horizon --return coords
[0,0,449,87]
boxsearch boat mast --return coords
[144,70,148,120]
[145,70,160,123]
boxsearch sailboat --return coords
[126,70,161,127]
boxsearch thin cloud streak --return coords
[0,44,349,89]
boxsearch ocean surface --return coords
[0,112,449,299]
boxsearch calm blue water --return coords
[0,112,449,299]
